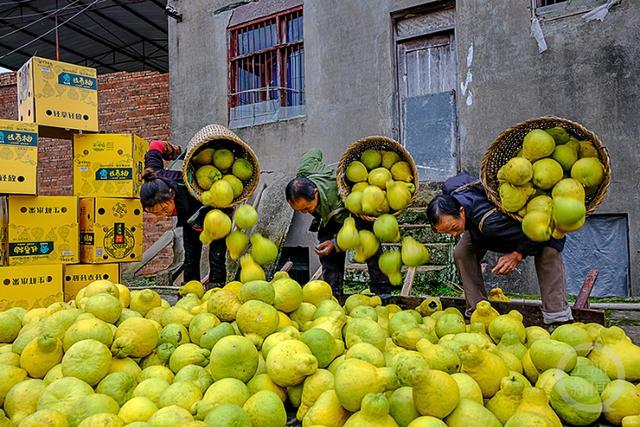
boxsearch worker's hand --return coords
[162,142,183,160]
[314,240,337,256]
[492,251,523,275]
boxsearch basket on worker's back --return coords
[480,116,611,222]
[182,124,261,206]
[336,135,419,222]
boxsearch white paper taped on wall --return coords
[530,18,548,53]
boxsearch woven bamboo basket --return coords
[336,136,419,222]
[182,124,261,206]
[481,116,611,221]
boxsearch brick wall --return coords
[0,70,174,275]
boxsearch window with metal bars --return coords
[536,0,567,6]
[228,7,304,127]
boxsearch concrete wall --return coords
[168,0,639,293]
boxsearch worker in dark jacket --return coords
[426,172,572,324]
[140,140,226,287]
[286,149,391,295]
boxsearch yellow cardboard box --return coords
[0,119,38,195]
[17,56,98,132]
[0,197,6,266]
[6,196,80,266]
[80,198,143,263]
[74,134,147,198]
[63,263,120,301]
[0,264,63,311]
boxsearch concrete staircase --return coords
[344,185,460,296]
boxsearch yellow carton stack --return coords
[0,264,63,311]
[0,196,7,267]
[17,56,99,133]
[63,263,120,302]
[69,133,147,297]
[5,196,80,266]
[74,133,147,198]
[0,119,38,195]
[0,116,69,307]
[2,56,146,308]
[69,133,149,301]
[80,197,143,264]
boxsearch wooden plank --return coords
[123,229,175,275]
[310,266,323,281]
[400,266,417,296]
[279,261,293,273]
[574,269,598,309]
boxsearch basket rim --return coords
[336,135,420,222]
[480,116,611,222]
[181,124,261,207]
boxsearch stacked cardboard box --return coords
[1,56,148,309]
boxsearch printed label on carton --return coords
[0,131,38,146]
[58,72,97,90]
[104,225,136,258]
[95,168,133,181]
[80,232,94,246]
[0,175,20,183]
[9,241,54,256]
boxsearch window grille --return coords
[228,7,304,127]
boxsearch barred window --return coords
[228,7,304,128]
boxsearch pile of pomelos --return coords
[1,278,639,427]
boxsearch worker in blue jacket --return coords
[426,172,572,324]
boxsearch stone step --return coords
[397,208,425,225]
[407,183,440,208]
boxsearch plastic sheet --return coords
[584,0,620,22]
[563,215,629,297]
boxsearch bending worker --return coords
[426,172,572,325]
[286,149,391,295]
[140,140,227,287]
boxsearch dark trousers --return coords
[317,218,392,296]
[453,232,572,324]
[183,226,227,287]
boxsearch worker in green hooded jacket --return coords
[286,149,391,295]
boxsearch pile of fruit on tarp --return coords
[1,277,640,427]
